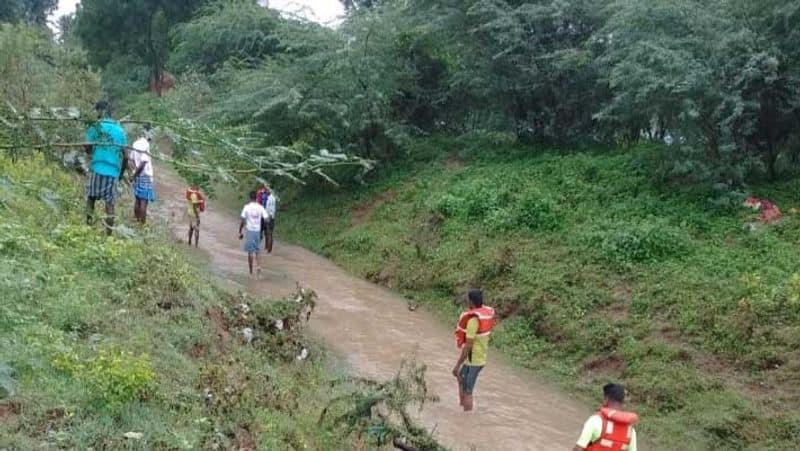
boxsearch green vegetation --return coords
[4,0,800,448]
[0,154,350,449]
[0,19,439,451]
[280,139,800,449]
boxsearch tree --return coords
[0,0,57,26]
[74,0,207,96]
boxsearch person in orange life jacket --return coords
[573,383,638,451]
[451,288,495,412]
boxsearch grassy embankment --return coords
[280,137,800,450]
[0,154,438,450]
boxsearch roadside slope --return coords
[279,141,800,449]
[0,154,396,450]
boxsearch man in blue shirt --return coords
[84,101,128,235]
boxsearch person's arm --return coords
[119,147,130,181]
[133,160,146,179]
[84,125,95,155]
[628,428,637,451]
[573,416,600,451]
[452,339,473,378]
[267,197,276,219]
[239,207,247,239]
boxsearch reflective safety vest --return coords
[586,407,639,451]
[454,306,495,348]
[185,188,206,212]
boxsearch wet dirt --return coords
[152,166,587,451]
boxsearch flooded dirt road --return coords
[154,166,586,450]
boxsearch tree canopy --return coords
[64,0,800,186]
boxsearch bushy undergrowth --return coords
[281,139,800,449]
[0,154,436,450]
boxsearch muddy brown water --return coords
[153,166,587,450]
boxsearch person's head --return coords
[467,288,483,309]
[249,191,257,202]
[602,383,625,407]
[94,100,111,119]
[143,124,153,142]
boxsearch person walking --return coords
[84,100,127,235]
[256,184,277,252]
[238,191,269,277]
[185,183,205,247]
[573,383,638,451]
[130,127,155,224]
[452,288,496,412]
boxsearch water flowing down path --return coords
[154,166,586,451]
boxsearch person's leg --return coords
[194,225,199,247]
[104,202,115,236]
[460,365,482,412]
[247,252,254,275]
[266,220,274,253]
[262,218,268,250]
[140,200,148,224]
[86,197,96,224]
[133,198,141,222]
[458,365,468,408]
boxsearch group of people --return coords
[454,290,638,451]
[84,101,155,233]
[82,100,279,265]
[84,101,635,450]
[238,184,277,277]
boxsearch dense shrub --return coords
[586,219,690,264]
[53,347,156,409]
[514,191,560,231]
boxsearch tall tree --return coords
[0,0,57,26]
[74,0,207,96]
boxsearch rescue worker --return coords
[452,288,495,412]
[573,383,638,451]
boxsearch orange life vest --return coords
[454,306,496,348]
[185,188,206,212]
[586,407,639,451]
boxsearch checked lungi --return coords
[132,175,156,202]
[86,172,119,205]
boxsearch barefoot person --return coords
[130,128,155,224]
[256,183,277,252]
[573,383,638,451]
[238,191,269,276]
[185,183,205,247]
[84,100,128,235]
[452,289,495,412]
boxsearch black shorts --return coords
[261,218,275,235]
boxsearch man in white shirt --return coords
[238,190,269,277]
[130,128,155,224]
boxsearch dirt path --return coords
[153,166,587,451]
